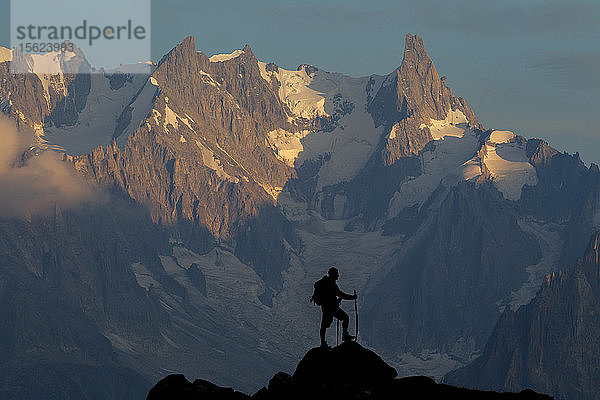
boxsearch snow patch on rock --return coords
[389,351,465,381]
[258,61,327,120]
[131,262,160,290]
[117,77,159,144]
[299,73,386,189]
[258,59,386,188]
[449,130,538,201]
[489,130,515,144]
[0,47,12,63]
[209,50,244,63]
[164,104,193,132]
[30,51,76,75]
[507,219,563,310]
[42,65,152,154]
[266,128,310,167]
[199,70,221,87]
[420,109,469,140]
[195,140,239,183]
[388,129,480,217]
[482,136,537,201]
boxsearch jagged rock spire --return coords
[368,33,479,164]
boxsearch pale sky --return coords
[1,0,599,165]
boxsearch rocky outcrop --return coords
[525,139,558,171]
[147,342,552,400]
[446,232,600,400]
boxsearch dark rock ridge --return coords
[446,232,600,400]
[147,342,552,400]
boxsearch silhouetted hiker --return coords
[311,267,357,347]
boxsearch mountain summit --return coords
[368,33,479,164]
[147,342,552,399]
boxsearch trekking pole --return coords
[354,290,358,342]
[336,319,339,346]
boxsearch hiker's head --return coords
[328,267,339,280]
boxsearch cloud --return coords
[527,52,600,90]
[407,0,600,35]
[251,2,398,31]
[0,118,98,217]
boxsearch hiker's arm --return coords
[336,287,356,300]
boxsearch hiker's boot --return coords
[320,341,330,348]
[342,332,356,342]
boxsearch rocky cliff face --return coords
[0,200,169,399]
[75,37,299,290]
[519,140,600,292]
[446,232,600,400]
[362,181,541,357]
[145,37,294,188]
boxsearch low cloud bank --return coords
[0,118,97,217]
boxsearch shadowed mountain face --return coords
[0,201,168,399]
[362,181,541,355]
[0,32,599,398]
[445,232,600,400]
[147,342,553,400]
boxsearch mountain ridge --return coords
[0,33,599,400]
[445,231,600,400]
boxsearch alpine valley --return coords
[0,34,598,399]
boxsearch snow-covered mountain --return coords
[0,34,599,400]
[0,45,153,155]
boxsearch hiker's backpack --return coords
[310,276,329,305]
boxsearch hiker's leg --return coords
[320,309,333,344]
[334,307,349,334]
